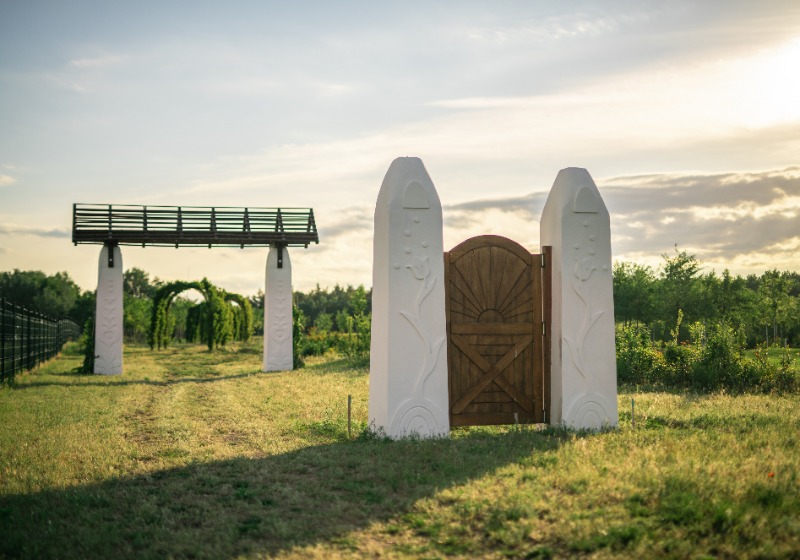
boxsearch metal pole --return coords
[347,394,352,439]
[10,302,15,379]
[1,298,5,383]
[26,309,32,370]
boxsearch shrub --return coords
[616,324,663,385]
[80,316,95,373]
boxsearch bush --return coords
[616,318,800,394]
[80,316,95,373]
[616,324,664,385]
[690,321,747,392]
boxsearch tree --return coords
[0,269,81,318]
[613,262,656,327]
[759,270,795,344]
[123,267,160,299]
[657,247,704,340]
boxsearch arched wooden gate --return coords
[445,236,551,426]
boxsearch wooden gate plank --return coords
[450,334,534,414]
[445,235,551,427]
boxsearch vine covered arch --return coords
[72,204,318,374]
[148,278,253,350]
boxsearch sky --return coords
[1,0,800,296]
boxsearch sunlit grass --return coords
[1,343,798,559]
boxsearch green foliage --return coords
[290,284,372,363]
[294,284,372,333]
[80,316,95,373]
[148,279,251,351]
[0,269,85,320]
[337,285,371,365]
[292,304,306,368]
[616,318,799,393]
[614,250,800,347]
[615,324,664,385]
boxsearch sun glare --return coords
[736,37,800,127]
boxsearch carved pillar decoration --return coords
[540,167,618,429]
[94,244,123,375]
[369,157,449,438]
[263,245,293,372]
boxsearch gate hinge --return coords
[542,321,546,337]
[541,253,546,267]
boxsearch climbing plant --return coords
[148,278,252,350]
[225,293,253,343]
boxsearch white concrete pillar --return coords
[94,244,123,375]
[540,167,618,429]
[369,157,449,438]
[263,245,293,372]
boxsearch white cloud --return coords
[0,175,15,187]
[0,224,70,238]
[69,55,127,68]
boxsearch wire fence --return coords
[0,299,82,384]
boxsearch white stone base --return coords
[369,157,450,438]
[263,246,293,372]
[540,167,618,429]
[94,245,123,375]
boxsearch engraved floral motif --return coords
[400,255,446,396]
[564,241,605,380]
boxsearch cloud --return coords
[0,225,70,239]
[69,55,127,68]
[0,175,15,187]
[424,167,800,275]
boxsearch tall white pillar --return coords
[263,245,293,372]
[369,157,449,438]
[540,167,618,429]
[94,244,123,375]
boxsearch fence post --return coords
[1,298,5,383]
[10,302,15,378]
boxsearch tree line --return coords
[0,268,372,363]
[614,247,800,347]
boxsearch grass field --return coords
[1,343,799,559]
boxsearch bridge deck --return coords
[72,204,318,248]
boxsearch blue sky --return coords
[2,1,800,295]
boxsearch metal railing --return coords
[72,204,319,248]
[0,299,81,384]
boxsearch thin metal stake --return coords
[631,398,635,429]
[347,395,352,439]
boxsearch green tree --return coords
[759,270,796,344]
[613,261,656,326]
[657,247,704,340]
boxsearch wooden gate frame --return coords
[444,236,552,427]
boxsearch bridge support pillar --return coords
[369,157,449,438]
[94,244,123,375]
[263,245,293,372]
[540,167,618,429]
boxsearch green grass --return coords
[1,343,799,559]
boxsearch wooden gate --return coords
[445,236,551,426]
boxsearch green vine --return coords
[148,278,253,350]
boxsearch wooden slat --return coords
[450,323,533,335]
[542,245,553,424]
[445,235,547,428]
[531,252,544,423]
[450,412,537,427]
[450,334,534,414]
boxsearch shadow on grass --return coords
[14,352,367,391]
[12,369,271,390]
[0,429,572,559]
